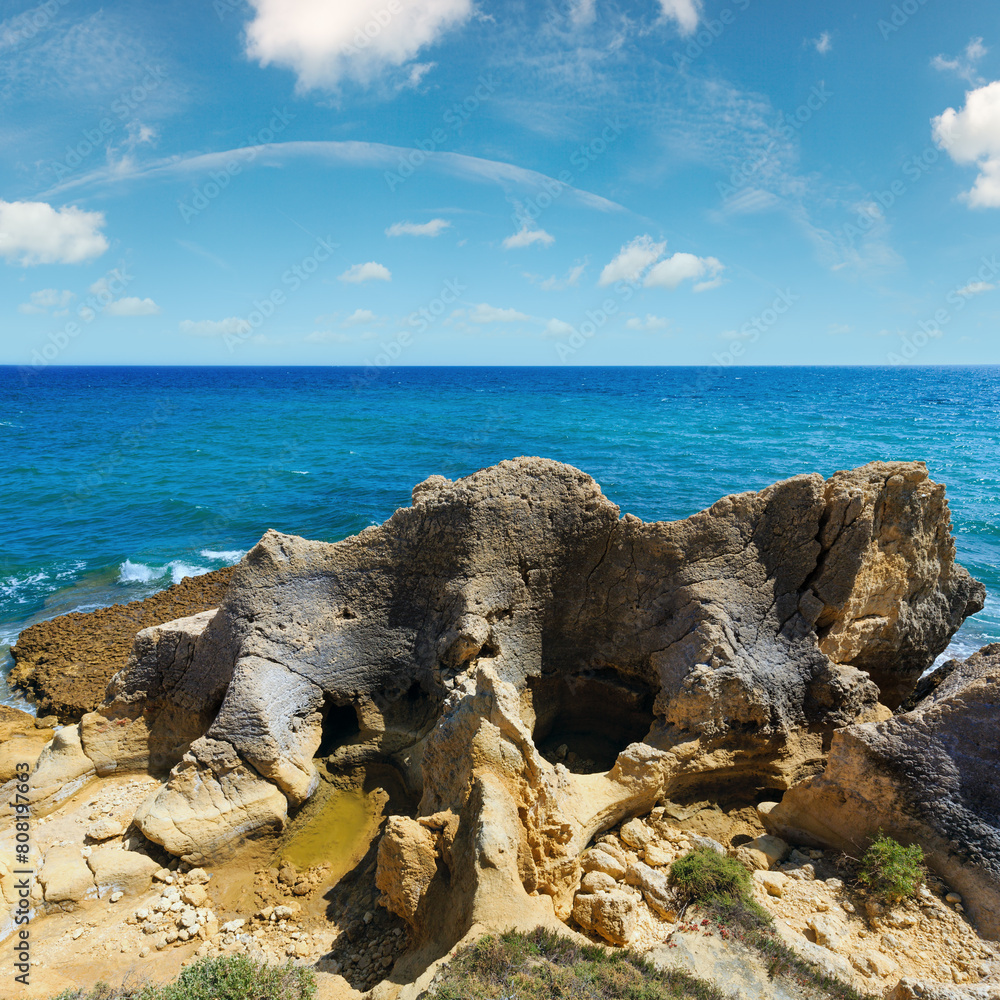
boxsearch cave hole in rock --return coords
[526,669,656,773]
[317,697,362,758]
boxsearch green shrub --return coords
[50,957,316,1000]
[668,847,751,903]
[857,832,924,905]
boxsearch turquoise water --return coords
[1,365,997,710]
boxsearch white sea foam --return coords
[118,559,159,583]
[0,571,49,603]
[198,549,247,563]
[118,559,211,586]
[289,470,309,475]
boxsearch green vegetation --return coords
[51,956,316,1000]
[856,831,925,905]
[661,849,877,1000]
[426,926,727,1000]
[698,895,876,1000]
[667,846,751,903]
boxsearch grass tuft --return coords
[667,847,751,903]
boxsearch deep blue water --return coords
[1,365,997,710]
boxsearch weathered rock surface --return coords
[764,643,1000,939]
[886,979,1000,999]
[26,458,982,958]
[9,566,235,720]
[0,705,54,780]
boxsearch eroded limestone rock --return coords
[764,644,1000,938]
[55,458,982,955]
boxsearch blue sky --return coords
[2,0,999,366]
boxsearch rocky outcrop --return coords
[9,567,235,719]
[0,706,55,780]
[31,458,982,957]
[763,644,1000,939]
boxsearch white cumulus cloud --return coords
[814,31,832,55]
[180,318,251,337]
[455,303,532,324]
[244,0,473,91]
[0,200,108,266]
[626,314,670,331]
[386,218,451,237]
[544,318,576,337]
[645,252,725,291]
[18,288,74,314]
[470,304,531,323]
[932,80,1000,208]
[342,308,379,325]
[338,261,392,283]
[598,235,666,286]
[502,224,555,249]
[105,296,160,316]
[957,281,996,296]
[658,0,700,35]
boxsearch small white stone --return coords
[109,891,124,903]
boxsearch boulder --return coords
[26,723,97,816]
[0,706,54,780]
[80,609,224,777]
[624,861,676,919]
[59,458,981,957]
[39,845,96,904]
[764,644,1000,938]
[581,848,627,881]
[572,889,639,944]
[376,816,439,926]
[86,847,160,897]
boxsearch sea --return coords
[1,365,997,711]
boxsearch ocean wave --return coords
[0,571,49,602]
[198,549,247,563]
[118,559,211,586]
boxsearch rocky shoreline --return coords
[2,458,997,1000]
[9,566,236,720]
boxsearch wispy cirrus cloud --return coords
[38,140,628,219]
